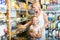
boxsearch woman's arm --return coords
[41,13,49,29]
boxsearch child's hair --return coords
[32,16,38,25]
[58,15,60,20]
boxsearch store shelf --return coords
[42,11,60,12]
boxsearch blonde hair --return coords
[31,3,41,10]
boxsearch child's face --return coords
[33,17,37,24]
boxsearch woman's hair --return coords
[31,3,41,10]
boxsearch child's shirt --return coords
[30,25,40,34]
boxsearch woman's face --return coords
[32,5,39,13]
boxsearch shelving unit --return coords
[0,0,60,40]
[10,0,32,40]
[6,0,11,40]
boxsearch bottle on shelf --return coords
[21,14,27,21]
[42,5,46,10]
[0,12,7,22]
[45,0,50,4]
[51,22,56,29]
[58,0,60,4]
[48,13,53,21]
[51,0,58,4]
[41,0,45,4]
[47,6,52,11]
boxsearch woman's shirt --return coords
[37,11,45,29]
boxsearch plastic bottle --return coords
[52,14,55,22]
[48,13,53,21]
[51,0,58,4]
[45,0,50,4]
[51,23,56,29]
[42,5,46,10]
[41,0,45,4]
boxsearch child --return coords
[28,16,42,40]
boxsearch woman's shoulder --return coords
[40,11,47,17]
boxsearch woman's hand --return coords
[36,30,42,38]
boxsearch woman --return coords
[31,1,49,40]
